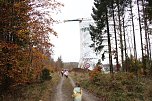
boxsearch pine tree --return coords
[89,0,107,54]
[90,0,114,73]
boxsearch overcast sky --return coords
[52,0,94,62]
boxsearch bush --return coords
[0,75,14,92]
[40,68,52,81]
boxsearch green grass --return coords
[71,72,152,101]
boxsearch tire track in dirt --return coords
[53,76,73,101]
[62,77,73,101]
[54,76,64,101]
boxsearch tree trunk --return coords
[130,0,137,60]
[137,0,144,67]
[130,0,138,75]
[105,8,113,74]
[112,1,119,70]
[117,0,124,71]
[142,0,149,75]
[142,0,149,59]
[122,17,127,72]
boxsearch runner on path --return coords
[64,70,69,78]
[72,82,82,101]
[61,70,64,77]
[52,73,101,101]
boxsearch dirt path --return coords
[69,76,101,101]
[52,75,101,101]
[54,77,64,101]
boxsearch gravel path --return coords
[52,75,101,101]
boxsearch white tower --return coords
[78,20,99,70]
[64,18,99,70]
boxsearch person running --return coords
[61,70,64,77]
[64,70,69,78]
[72,82,82,101]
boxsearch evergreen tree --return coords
[90,0,114,73]
[89,0,107,54]
[55,56,64,70]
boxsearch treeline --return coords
[63,62,78,69]
[0,0,63,90]
[90,0,152,76]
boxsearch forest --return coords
[89,0,152,76]
[0,0,152,101]
[0,0,63,91]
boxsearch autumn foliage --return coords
[89,64,102,82]
[0,0,63,90]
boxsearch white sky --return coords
[51,0,152,63]
[52,0,94,62]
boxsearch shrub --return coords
[0,74,14,92]
[40,68,52,81]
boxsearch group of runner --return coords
[61,69,82,101]
[61,69,69,78]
